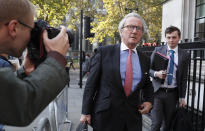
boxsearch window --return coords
[195,0,205,41]
[197,0,205,5]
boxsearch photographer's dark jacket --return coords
[0,51,68,126]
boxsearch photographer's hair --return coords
[118,12,147,37]
[165,26,181,38]
[0,0,35,25]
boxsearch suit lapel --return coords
[177,47,183,68]
[160,45,168,56]
[133,49,149,89]
[136,50,146,76]
[112,44,124,90]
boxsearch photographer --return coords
[0,0,69,126]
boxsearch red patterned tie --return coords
[124,49,133,96]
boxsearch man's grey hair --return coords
[118,12,147,36]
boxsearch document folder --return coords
[153,52,169,83]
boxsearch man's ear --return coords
[7,20,18,39]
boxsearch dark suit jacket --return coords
[82,44,154,131]
[149,45,190,98]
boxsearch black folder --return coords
[153,52,169,83]
[153,52,169,71]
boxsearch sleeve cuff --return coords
[16,66,27,79]
[47,51,67,67]
[154,71,157,77]
[179,98,185,102]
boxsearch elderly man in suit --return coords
[149,26,190,131]
[80,12,154,131]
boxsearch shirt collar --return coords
[167,45,178,54]
[120,42,137,54]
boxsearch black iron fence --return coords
[138,41,205,131]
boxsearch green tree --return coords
[31,0,97,29]
[31,0,163,44]
[88,0,163,44]
[31,0,73,27]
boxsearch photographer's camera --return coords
[27,20,74,67]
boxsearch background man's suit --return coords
[82,44,153,131]
[149,45,190,130]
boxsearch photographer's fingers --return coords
[58,26,70,48]
[43,27,69,57]
[59,26,68,37]
[57,27,69,56]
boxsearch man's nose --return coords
[169,38,174,41]
[132,28,139,33]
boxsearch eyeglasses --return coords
[18,20,33,30]
[122,25,143,32]
[4,20,33,30]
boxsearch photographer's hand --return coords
[43,26,69,57]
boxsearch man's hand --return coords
[155,70,167,79]
[138,102,152,114]
[43,26,69,57]
[80,114,91,125]
[179,99,186,107]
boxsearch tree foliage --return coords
[88,0,163,44]
[31,0,163,44]
[31,0,72,27]
[31,0,97,29]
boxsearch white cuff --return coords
[154,71,157,77]
[179,98,185,102]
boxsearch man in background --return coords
[149,26,190,131]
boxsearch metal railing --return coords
[138,41,205,131]
[33,86,71,131]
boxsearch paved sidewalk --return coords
[67,69,93,131]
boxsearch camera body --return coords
[27,20,74,67]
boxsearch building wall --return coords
[182,0,195,42]
[161,0,195,42]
